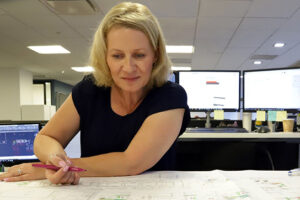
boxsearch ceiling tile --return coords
[199,0,251,17]
[195,17,242,52]
[255,31,300,55]
[229,18,286,48]
[94,0,200,17]
[159,17,196,45]
[191,49,222,69]
[217,47,256,69]
[246,0,300,18]
[268,43,300,68]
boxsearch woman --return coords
[0,2,190,185]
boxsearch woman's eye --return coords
[135,54,145,58]
[112,54,122,59]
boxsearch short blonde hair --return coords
[90,2,171,88]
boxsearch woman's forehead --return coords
[107,27,152,51]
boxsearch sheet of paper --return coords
[256,110,266,121]
[1,171,300,200]
[276,111,288,121]
[214,110,224,120]
[222,170,300,200]
[267,111,277,121]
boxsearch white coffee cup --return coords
[243,112,252,132]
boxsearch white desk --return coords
[0,170,299,199]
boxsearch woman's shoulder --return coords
[72,74,107,95]
[152,81,187,98]
[145,81,188,107]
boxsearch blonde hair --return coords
[90,2,171,88]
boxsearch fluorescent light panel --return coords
[171,66,191,71]
[27,45,70,54]
[254,60,262,65]
[71,66,94,72]
[166,45,194,53]
[274,42,285,48]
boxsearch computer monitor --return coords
[243,67,300,112]
[0,124,39,161]
[168,72,176,83]
[175,70,241,111]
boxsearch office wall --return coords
[0,68,21,120]
[19,69,33,105]
[33,79,73,109]
[33,84,44,104]
[0,68,33,120]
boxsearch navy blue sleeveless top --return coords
[72,75,190,170]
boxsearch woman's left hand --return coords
[44,154,80,185]
[0,162,46,182]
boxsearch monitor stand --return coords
[205,111,211,128]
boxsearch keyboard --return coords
[185,127,248,133]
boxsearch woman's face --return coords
[106,26,156,94]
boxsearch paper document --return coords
[1,170,300,200]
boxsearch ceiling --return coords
[0,0,300,85]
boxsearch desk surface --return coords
[0,170,299,199]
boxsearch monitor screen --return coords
[176,70,241,111]
[168,72,176,83]
[0,124,39,161]
[243,67,300,112]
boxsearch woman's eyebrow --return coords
[109,48,147,51]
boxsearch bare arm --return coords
[34,92,184,181]
[71,108,184,177]
[34,94,80,163]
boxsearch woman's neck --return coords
[111,84,147,115]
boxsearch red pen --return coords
[32,164,87,172]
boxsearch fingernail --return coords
[63,166,69,172]
[3,178,9,182]
[59,161,66,167]
[66,160,72,165]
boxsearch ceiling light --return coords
[71,66,94,72]
[274,42,285,48]
[166,45,194,53]
[27,45,70,54]
[171,66,192,71]
[254,60,262,65]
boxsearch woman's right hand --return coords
[45,154,80,185]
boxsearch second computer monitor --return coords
[243,67,300,112]
[176,70,241,111]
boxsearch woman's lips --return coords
[122,77,139,81]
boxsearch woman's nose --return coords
[123,56,136,72]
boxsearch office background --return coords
[0,0,300,170]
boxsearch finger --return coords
[50,157,72,171]
[49,155,67,167]
[2,175,26,182]
[2,168,22,177]
[59,170,72,184]
[66,159,72,166]
[72,173,80,185]
[64,172,75,185]
[0,172,11,181]
[46,166,69,184]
